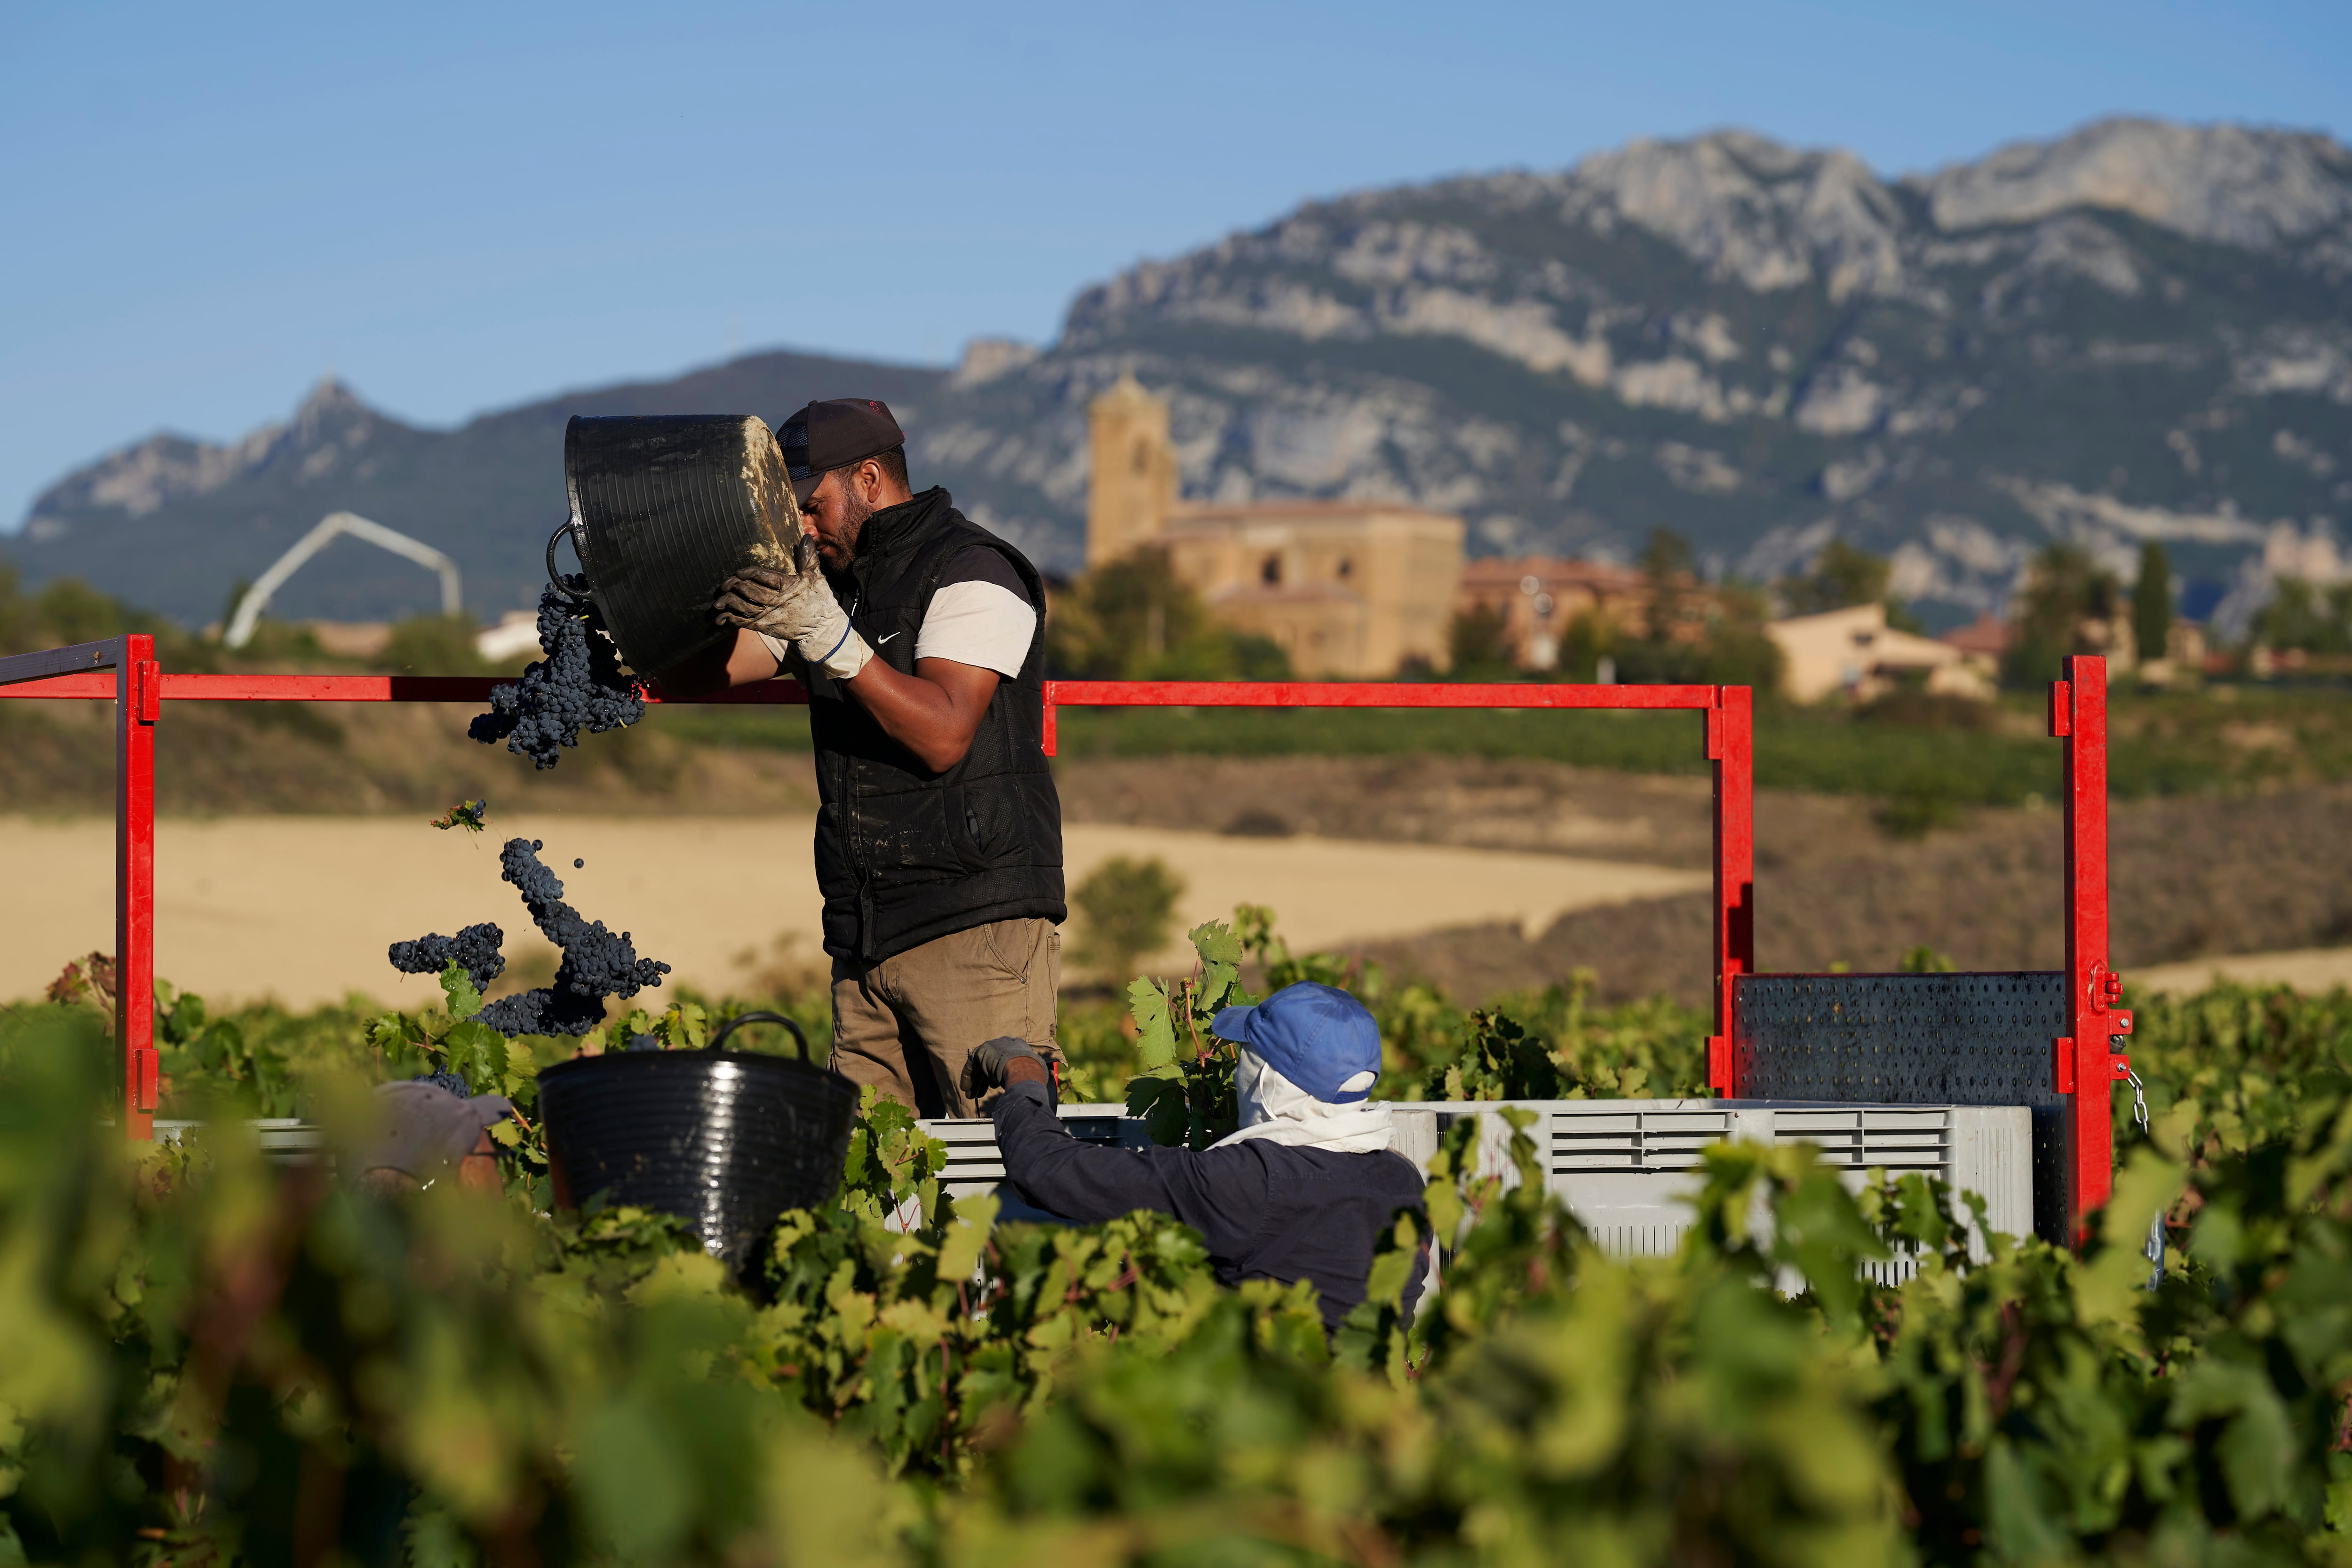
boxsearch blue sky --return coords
[2,0,2345,531]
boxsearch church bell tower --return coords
[1086,373,1179,567]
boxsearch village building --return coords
[1771,602,1994,702]
[1455,557,1653,669]
[1086,376,1464,677]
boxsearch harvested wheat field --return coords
[0,814,1708,1009]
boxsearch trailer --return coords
[0,640,2126,1239]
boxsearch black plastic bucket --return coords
[537,1015,856,1276]
[555,413,799,679]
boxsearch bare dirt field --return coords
[7,735,2344,1010]
[1058,757,2352,1003]
[2131,946,2352,995]
[0,814,1705,1009]
[1351,778,2352,1005]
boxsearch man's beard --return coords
[818,485,877,569]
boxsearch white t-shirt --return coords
[761,545,1037,678]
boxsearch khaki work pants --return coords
[829,917,1060,1118]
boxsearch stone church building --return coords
[1086,375,1464,677]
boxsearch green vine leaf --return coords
[1189,918,1242,970]
[437,960,483,1021]
[1128,977,1178,1069]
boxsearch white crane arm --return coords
[224,511,462,649]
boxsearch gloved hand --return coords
[965,1036,1058,1106]
[714,532,871,680]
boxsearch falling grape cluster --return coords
[385,836,671,1038]
[387,923,508,990]
[477,837,671,1037]
[468,578,645,769]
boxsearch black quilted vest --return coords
[803,488,1065,963]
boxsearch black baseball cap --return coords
[777,398,905,505]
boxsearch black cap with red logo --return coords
[776,398,905,505]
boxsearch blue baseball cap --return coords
[1209,982,1382,1103]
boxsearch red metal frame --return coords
[0,649,2112,1225]
[2052,655,2130,1235]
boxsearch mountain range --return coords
[11,116,2352,633]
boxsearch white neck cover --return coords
[1209,1050,1395,1156]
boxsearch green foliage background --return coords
[5,911,2352,1564]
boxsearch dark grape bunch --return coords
[387,923,507,990]
[385,837,671,1038]
[476,837,671,1037]
[468,577,645,769]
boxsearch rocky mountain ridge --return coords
[13,116,2351,630]
[8,353,948,624]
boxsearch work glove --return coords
[965,1036,1059,1108]
[714,532,872,680]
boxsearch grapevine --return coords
[468,576,645,768]
[16,895,2352,1561]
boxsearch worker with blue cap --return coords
[967,982,1428,1335]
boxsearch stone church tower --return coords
[1086,373,1180,566]
[1081,374,1465,675]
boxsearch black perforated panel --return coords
[1734,972,2069,1243]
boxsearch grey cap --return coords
[365,1080,515,1178]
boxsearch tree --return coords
[2002,543,2118,688]
[1640,527,1695,636]
[1045,547,1290,680]
[1611,581,1784,693]
[1446,604,1515,676]
[1781,539,1891,616]
[1070,855,1186,982]
[1779,539,1927,631]
[2131,541,2174,663]
[2253,578,2352,654]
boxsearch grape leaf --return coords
[657,1001,707,1051]
[438,960,484,1021]
[1128,977,1178,1069]
[1198,959,1243,1019]
[1125,1067,1189,1147]
[442,1019,508,1092]
[1190,919,1243,969]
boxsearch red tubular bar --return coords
[116,638,159,1140]
[2,657,1751,1139]
[4,672,813,704]
[2056,656,2126,1236]
[1706,688,1756,1091]
[1041,679,1721,710]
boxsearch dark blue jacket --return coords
[989,1081,1429,1334]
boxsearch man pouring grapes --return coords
[691,398,1065,1118]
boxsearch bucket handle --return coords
[547,519,592,601]
[708,1010,813,1062]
